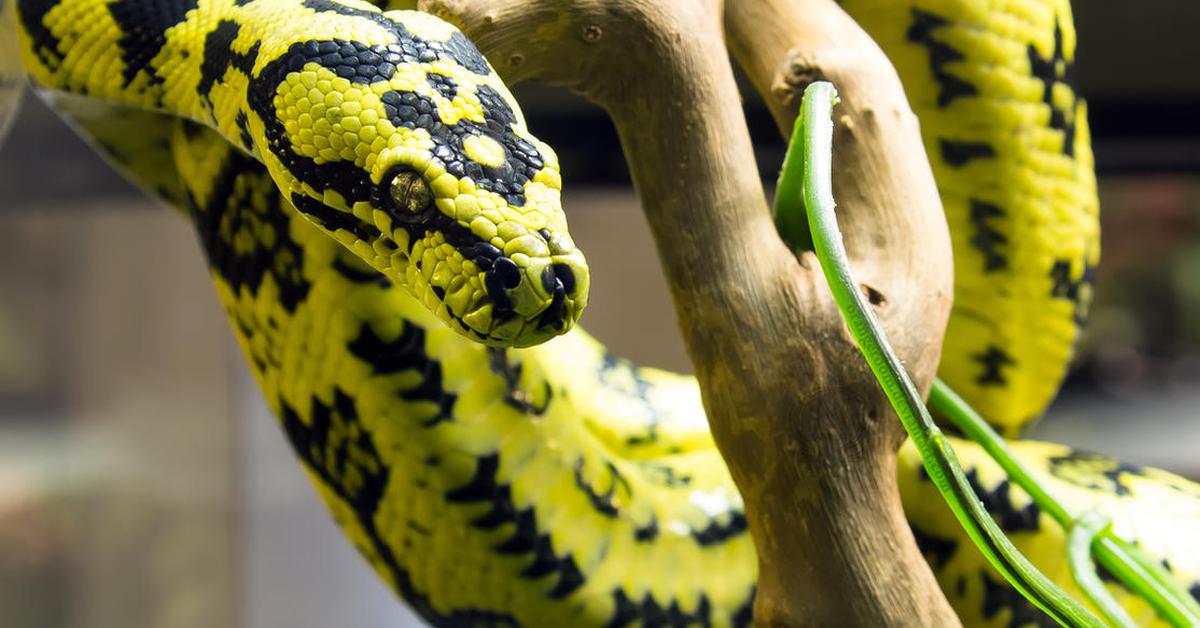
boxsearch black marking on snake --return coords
[608,589,712,628]
[346,322,456,427]
[640,464,693,489]
[966,470,1040,532]
[597,352,662,447]
[332,254,388,285]
[691,511,749,546]
[457,239,502,268]
[249,47,380,213]
[407,519,431,536]
[447,451,744,609]
[281,393,518,627]
[299,0,414,40]
[910,523,959,570]
[290,193,382,243]
[906,9,978,107]
[197,20,261,109]
[917,471,1041,623]
[107,0,197,88]
[379,85,541,207]
[972,344,1014,386]
[969,200,1008,272]
[233,314,256,341]
[445,453,587,599]
[941,139,995,167]
[300,0,491,74]
[552,263,576,294]
[379,193,522,325]
[520,534,563,579]
[916,462,1042,534]
[1190,582,1200,604]
[497,508,539,554]
[234,111,254,153]
[536,264,573,330]
[184,135,312,311]
[279,390,386,566]
[493,257,522,289]
[732,589,755,628]
[1049,258,1096,325]
[17,0,66,68]
[980,569,1057,627]
[537,281,569,332]
[431,223,522,324]
[1028,20,1078,157]
[1046,450,1140,497]
[487,348,551,415]
[634,516,659,542]
[573,458,633,519]
[426,72,458,99]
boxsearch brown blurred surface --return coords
[0,205,237,628]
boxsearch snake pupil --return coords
[388,170,433,215]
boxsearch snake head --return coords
[249,10,588,347]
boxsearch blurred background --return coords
[1,3,1198,627]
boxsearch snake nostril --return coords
[552,263,576,295]
[493,257,522,290]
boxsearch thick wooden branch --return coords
[724,2,957,623]
[422,0,956,624]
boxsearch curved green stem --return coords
[772,108,813,254]
[931,380,1200,626]
[1069,511,1136,626]
[790,81,1101,627]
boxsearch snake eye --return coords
[387,169,433,216]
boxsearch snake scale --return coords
[8,0,1200,623]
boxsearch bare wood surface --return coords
[422,0,956,624]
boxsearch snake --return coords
[7,0,1200,624]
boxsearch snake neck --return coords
[20,0,384,141]
[174,123,757,626]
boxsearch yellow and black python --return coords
[9,0,1199,624]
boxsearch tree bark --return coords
[421,0,957,624]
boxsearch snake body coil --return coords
[11,0,1200,624]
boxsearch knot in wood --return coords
[581,24,603,43]
[771,49,828,108]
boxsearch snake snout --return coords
[532,253,587,328]
[479,243,588,347]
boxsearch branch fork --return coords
[422,0,955,624]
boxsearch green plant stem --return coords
[1068,511,1136,626]
[772,110,813,254]
[930,380,1200,627]
[792,80,1101,627]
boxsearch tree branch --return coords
[422,0,956,624]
